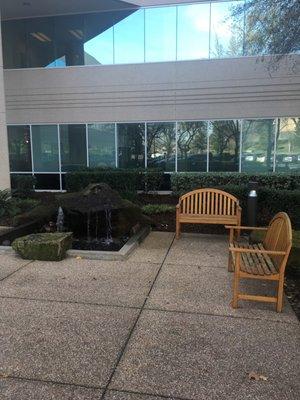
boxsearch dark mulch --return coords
[285,275,300,320]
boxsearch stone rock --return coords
[12,233,73,261]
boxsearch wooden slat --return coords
[195,192,199,214]
[191,194,194,214]
[257,243,278,274]
[207,192,210,214]
[187,196,190,214]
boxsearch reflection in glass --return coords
[117,123,145,168]
[28,17,55,68]
[145,7,176,62]
[210,1,244,58]
[177,122,207,171]
[60,125,87,171]
[241,119,275,172]
[2,20,28,68]
[7,126,32,172]
[34,174,60,190]
[88,124,116,168]
[209,120,240,171]
[147,123,176,171]
[177,3,210,60]
[114,9,144,64]
[276,118,300,172]
[32,125,59,172]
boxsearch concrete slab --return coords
[0,253,32,280]
[0,298,138,387]
[0,379,102,400]
[146,263,299,324]
[110,310,300,400]
[128,232,174,264]
[104,390,181,400]
[166,233,228,267]
[0,258,160,308]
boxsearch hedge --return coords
[65,168,164,193]
[10,174,36,198]
[171,172,300,194]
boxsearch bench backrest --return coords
[263,212,292,268]
[179,188,240,216]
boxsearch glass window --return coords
[88,124,116,168]
[145,6,176,62]
[276,118,300,172]
[241,119,275,172]
[34,174,61,190]
[60,124,87,171]
[117,123,145,168]
[2,20,28,68]
[209,120,240,171]
[7,126,32,172]
[147,122,176,171]
[31,125,59,172]
[84,12,116,65]
[27,17,55,68]
[114,9,144,64]
[177,3,210,61]
[210,1,244,58]
[177,121,208,171]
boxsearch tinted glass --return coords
[7,126,32,172]
[88,124,116,168]
[114,9,144,64]
[241,119,275,172]
[117,123,145,168]
[145,7,176,62]
[177,121,208,171]
[210,1,244,58]
[177,3,210,61]
[60,124,87,171]
[32,125,59,172]
[28,17,55,68]
[147,122,176,171]
[34,174,60,190]
[209,120,240,171]
[2,20,27,68]
[276,118,300,172]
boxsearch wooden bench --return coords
[176,188,242,239]
[227,212,292,312]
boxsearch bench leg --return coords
[232,254,240,308]
[176,220,181,240]
[276,276,284,313]
[228,252,234,272]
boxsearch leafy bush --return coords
[171,172,300,194]
[142,204,175,215]
[10,175,36,198]
[65,168,164,193]
[0,189,14,218]
[0,189,40,220]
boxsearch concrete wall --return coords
[4,55,300,125]
[0,11,11,189]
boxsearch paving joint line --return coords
[100,234,176,400]
[0,294,141,311]
[0,260,34,282]
[2,374,104,391]
[108,387,193,400]
[143,306,299,325]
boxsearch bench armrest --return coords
[229,246,286,256]
[176,204,180,209]
[225,225,268,231]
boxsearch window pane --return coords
[88,124,116,168]
[177,121,207,171]
[2,20,27,68]
[145,7,176,62]
[84,12,116,65]
[147,122,176,171]
[34,174,60,190]
[210,1,244,58]
[117,123,145,168]
[27,17,55,68]
[7,126,32,172]
[241,119,275,172]
[276,118,300,172]
[60,124,87,171]
[114,9,144,64]
[209,120,240,171]
[177,3,210,61]
[32,125,59,172]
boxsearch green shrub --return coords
[65,168,164,193]
[171,172,300,194]
[11,175,36,198]
[0,189,40,220]
[142,204,175,215]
